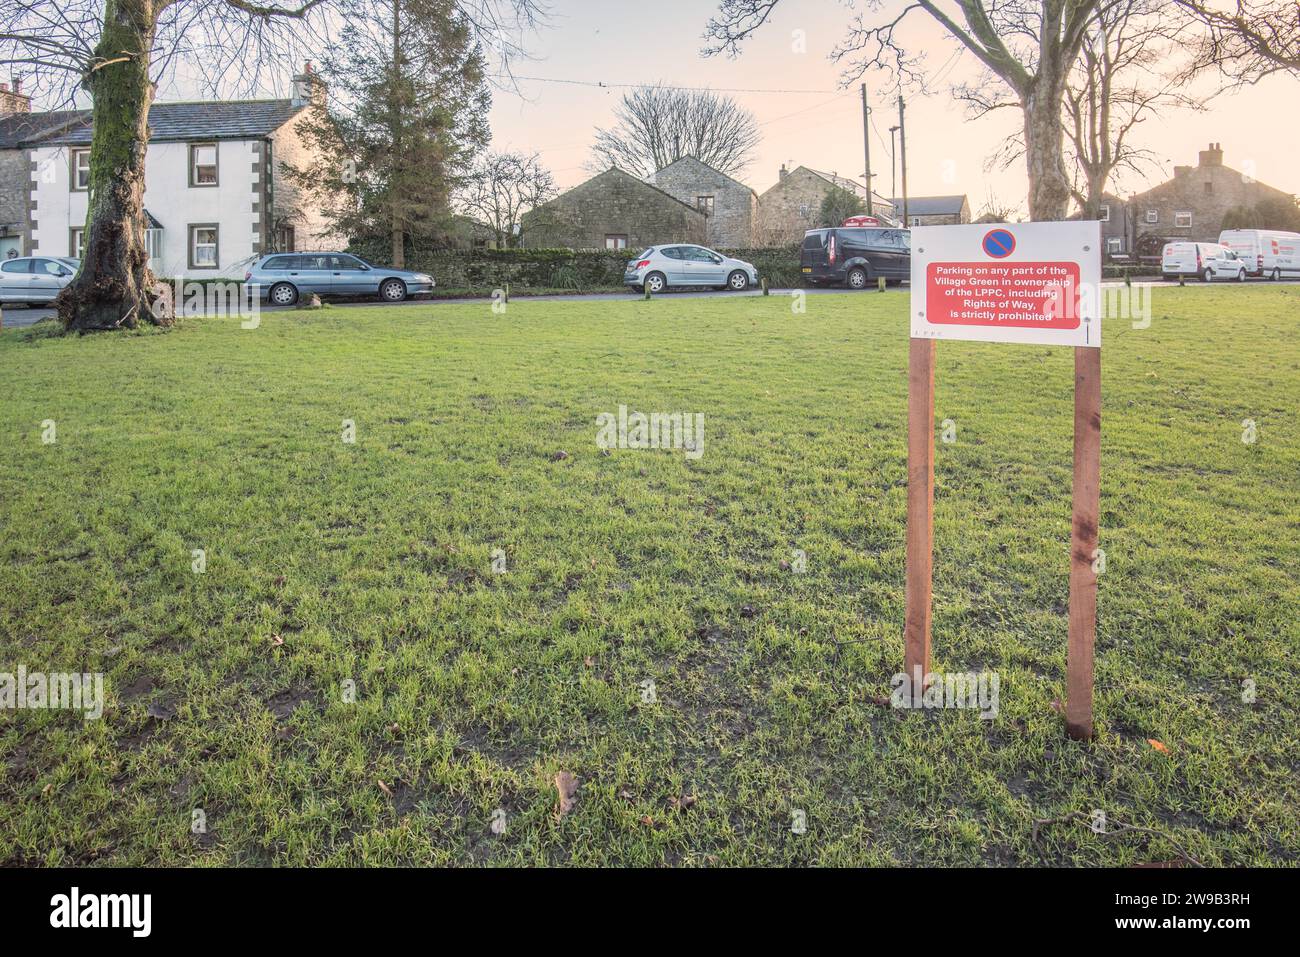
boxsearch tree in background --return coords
[289,0,493,266]
[818,184,866,227]
[1175,0,1300,81]
[458,150,557,247]
[590,84,761,178]
[705,0,1104,221]
[1221,197,1300,231]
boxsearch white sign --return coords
[910,221,1102,348]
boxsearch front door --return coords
[0,257,32,300]
[684,246,727,285]
[330,255,372,295]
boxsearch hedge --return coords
[344,240,807,291]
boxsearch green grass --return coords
[1,287,1297,866]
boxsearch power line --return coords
[488,74,842,95]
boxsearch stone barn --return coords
[521,167,707,250]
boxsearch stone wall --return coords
[755,167,839,246]
[0,148,28,254]
[521,168,707,250]
[653,156,756,247]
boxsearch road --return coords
[3,278,1294,329]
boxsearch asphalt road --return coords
[3,278,1294,329]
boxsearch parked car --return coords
[1217,228,1300,280]
[0,256,79,305]
[624,245,758,293]
[245,252,435,305]
[1160,242,1245,282]
[800,227,910,288]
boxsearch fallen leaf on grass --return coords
[377,779,395,798]
[668,794,697,813]
[868,695,892,708]
[1146,739,1170,753]
[640,814,657,828]
[269,634,284,647]
[553,771,578,819]
[146,702,176,721]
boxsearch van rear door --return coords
[801,232,829,274]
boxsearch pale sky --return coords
[484,0,1300,216]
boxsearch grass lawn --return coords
[1,287,1297,867]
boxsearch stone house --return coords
[520,167,707,250]
[756,165,896,246]
[1127,143,1297,255]
[889,195,971,226]
[20,63,342,277]
[651,155,757,248]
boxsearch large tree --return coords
[1174,0,1300,81]
[288,0,492,266]
[0,0,545,331]
[704,0,1106,221]
[590,83,762,178]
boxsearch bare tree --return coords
[459,150,557,247]
[0,0,547,332]
[704,0,1106,221]
[590,84,762,178]
[1174,0,1300,82]
[1063,0,1199,217]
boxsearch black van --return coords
[800,227,911,288]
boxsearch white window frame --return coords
[1099,205,1110,222]
[70,227,85,259]
[1107,237,1122,254]
[604,234,627,251]
[189,143,219,187]
[1145,209,1159,224]
[145,227,163,260]
[189,224,219,269]
[71,149,90,191]
[1174,211,1193,228]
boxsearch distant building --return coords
[0,80,85,259]
[756,165,896,246]
[1126,143,1297,256]
[521,167,707,250]
[652,155,757,248]
[890,195,971,227]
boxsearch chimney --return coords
[1198,142,1223,168]
[290,61,325,108]
[0,77,31,115]
[779,163,788,181]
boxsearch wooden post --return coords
[904,337,935,702]
[1066,346,1101,739]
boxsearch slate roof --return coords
[888,195,969,216]
[0,110,87,149]
[24,99,306,147]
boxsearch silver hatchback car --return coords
[624,245,759,293]
[246,252,435,305]
[0,256,79,305]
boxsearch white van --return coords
[1217,229,1300,280]
[1161,242,1243,281]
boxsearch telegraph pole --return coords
[861,82,873,215]
[897,95,909,225]
[889,125,900,209]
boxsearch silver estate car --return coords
[624,245,759,293]
[0,256,79,305]
[246,252,435,305]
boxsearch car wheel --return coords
[379,279,407,302]
[1271,267,1282,281]
[847,267,869,290]
[644,272,666,294]
[269,282,299,306]
[1202,268,1214,282]
[1236,268,1247,282]
[727,270,749,291]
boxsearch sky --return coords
[481,0,1300,215]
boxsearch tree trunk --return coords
[389,0,405,268]
[1022,79,1073,222]
[58,0,167,331]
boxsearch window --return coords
[188,224,218,268]
[1,258,30,274]
[1107,237,1122,254]
[1099,205,1110,222]
[262,256,294,270]
[189,143,218,187]
[299,253,330,270]
[696,195,715,215]
[660,246,684,260]
[34,258,69,277]
[798,203,811,219]
[330,254,366,270]
[1203,181,1213,195]
[145,228,163,260]
[910,216,922,226]
[1145,209,1159,224]
[70,227,85,259]
[71,149,90,191]
[1174,211,1193,228]
[684,246,720,262]
[605,234,628,250]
